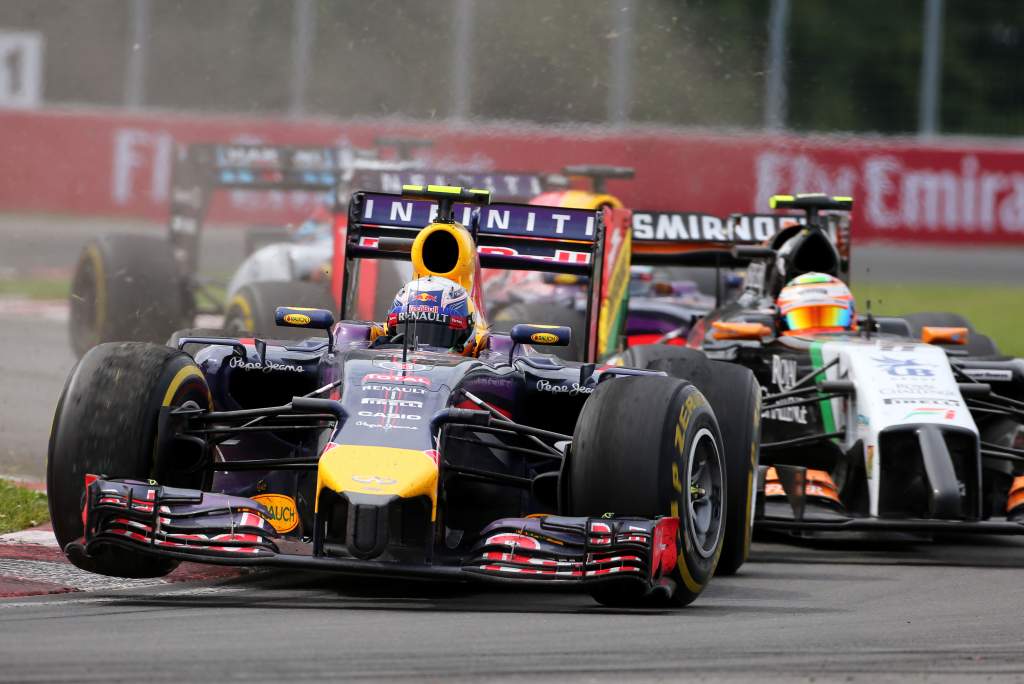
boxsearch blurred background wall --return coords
[2,0,1022,136]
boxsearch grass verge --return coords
[0,480,49,534]
[0,278,69,300]
[854,282,1024,357]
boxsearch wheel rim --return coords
[687,427,724,559]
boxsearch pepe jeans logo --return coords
[535,379,593,396]
[228,356,303,373]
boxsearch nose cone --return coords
[316,444,439,520]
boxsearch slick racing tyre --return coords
[626,345,761,576]
[69,235,189,358]
[224,281,336,340]
[569,375,726,607]
[492,302,587,362]
[48,342,211,578]
[903,311,1000,356]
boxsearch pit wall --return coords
[3,107,1024,245]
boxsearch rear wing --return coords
[334,189,632,362]
[630,210,849,266]
[167,142,553,278]
[168,143,360,277]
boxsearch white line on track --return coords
[0,584,248,609]
[0,559,168,592]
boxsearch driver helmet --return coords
[387,276,475,351]
[776,272,855,335]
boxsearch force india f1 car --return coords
[620,193,1024,539]
[48,185,758,607]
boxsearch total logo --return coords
[362,373,431,386]
[535,379,593,396]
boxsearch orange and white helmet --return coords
[776,272,855,335]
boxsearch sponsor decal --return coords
[872,356,935,377]
[251,493,299,534]
[358,411,422,421]
[362,373,431,386]
[903,407,956,420]
[535,379,593,396]
[485,533,542,550]
[423,449,440,465]
[530,332,560,344]
[216,145,280,167]
[355,420,417,431]
[962,368,1014,382]
[411,292,438,303]
[884,397,960,406]
[396,311,449,324]
[351,475,398,485]
[374,360,430,372]
[361,397,424,408]
[362,383,427,394]
[766,355,808,424]
[282,312,311,325]
[228,356,303,373]
[879,383,957,397]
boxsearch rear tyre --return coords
[492,302,587,362]
[626,345,761,576]
[224,281,335,340]
[903,311,1000,356]
[47,342,211,577]
[569,375,726,607]
[69,235,189,358]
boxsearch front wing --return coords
[72,477,680,592]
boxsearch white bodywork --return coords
[815,337,978,516]
[225,238,333,299]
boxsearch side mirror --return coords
[921,326,968,345]
[275,306,336,348]
[711,320,772,341]
[275,307,335,330]
[510,324,571,347]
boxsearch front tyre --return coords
[628,346,761,576]
[569,375,726,607]
[47,342,211,577]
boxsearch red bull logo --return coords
[412,292,438,302]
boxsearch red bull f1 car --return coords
[49,184,757,607]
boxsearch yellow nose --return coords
[316,444,439,520]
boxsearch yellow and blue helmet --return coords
[387,276,475,351]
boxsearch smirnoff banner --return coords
[2,107,1024,245]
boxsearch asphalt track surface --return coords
[2,215,1024,680]
[0,534,1023,681]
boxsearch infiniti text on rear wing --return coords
[336,190,632,361]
